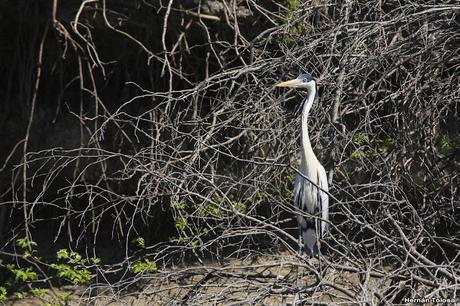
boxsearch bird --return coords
[275,73,329,259]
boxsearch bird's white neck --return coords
[300,86,317,165]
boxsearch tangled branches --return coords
[0,0,459,304]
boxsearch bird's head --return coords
[274,73,316,91]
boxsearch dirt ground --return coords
[4,251,403,305]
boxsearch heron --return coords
[275,73,329,263]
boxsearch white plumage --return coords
[275,73,329,256]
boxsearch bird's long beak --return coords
[274,78,303,88]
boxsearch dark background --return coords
[0,0,459,303]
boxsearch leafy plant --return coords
[132,237,145,248]
[351,150,375,159]
[283,188,293,198]
[376,137,396,153]
[56,249,69,260]
[441,135,453,150]
[58,291,72,303]
[131,259,157,274]
[197,202,226,217]
[231,201,247,213]
[51,249,93,285]
[31,288,48,298]
[287,173,296,183]
[6,265,38,283]
[14,291,26,299]
[175,217,188,231]
[0,287,7,302]
[350,135,396,159]
[51,263,91,285]
[16,237,37,249]
[352,133,370,145]
[171,200,187,210]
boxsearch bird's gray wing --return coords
[318,165,329,236]
[293,173,302,209]
[293,173,308,229]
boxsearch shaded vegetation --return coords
[0,0,459,304]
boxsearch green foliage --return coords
[168,234,200,247]
[131,259,157,274]
[283,188,293,198]
[58,292,72,303]
[67,252,83,264]
[51,249,93,285]
[376,138,396,153]
[352,133,370,145]
[16,237,37,249]
[351,150,375,159]
[171,200,187,210]
[90,257,101,264]
[132,237,145,248]
[350,134,396,159]
[14,291,26,299]
[56,249,69,260]
[6,265,38,282]
[0,287,7,302]
[0,246,99,301]
[277,0,303,45]
[197,194,248,218]
[175,217,188,231]
[31,288,47,298]
[441,135,453,150]
[22,251,33,259]
[231,201,247,213]
[169,236,193,246]
[286,0,300,10]
[282,25,302,46]
[56,249,99,265]
[249,191,269,204]
[197,202,225,217]
[50,263,91,285]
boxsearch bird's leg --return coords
[317,252,322,282]
[292,228,303,305]
[298,228,303,256]
[316,238,324,284]
[296,228,302,286]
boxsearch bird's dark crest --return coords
[297,73,314,83]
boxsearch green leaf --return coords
[16,237,37,249]
[90,257,101,264]
[14,291,26,299]
[131,259,157,274]
[376,137,396,153]
[7,266,38,282]
[0,287,7,302]
[352,133,370,145]
[175,217,188,231]
[231,201,246,213]
[51,263,91,285]
[441,135,453,150]
[171,200,187,210]
[58,292,72,302]
[132,237,145,248]
[56,249,69,259]
[351,150,375,159]
[31,288,48,298]
[68,251,83,264]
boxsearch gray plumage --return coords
[275,74,329,256]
